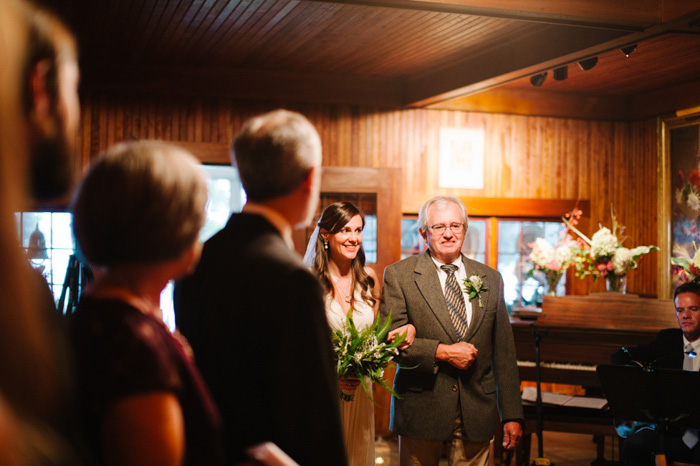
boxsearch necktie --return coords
[682,343,699,449]
[441,264,468,340]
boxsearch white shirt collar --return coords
[242,202,294,250]
[683,336,700,353]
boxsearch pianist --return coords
[611,279,700,466]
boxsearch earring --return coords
[323,239,329,251]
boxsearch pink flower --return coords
[596,261,613,276]
[545,261,561,271]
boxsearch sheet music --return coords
[521,386,607,409]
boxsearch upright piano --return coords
[512,293,678,390]
[508,293,678,465]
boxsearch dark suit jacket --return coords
[379,251,524,443]
[174,213,347,466]
[611,328,684,369]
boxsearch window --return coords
[16,211,74,305]
[400,215,565,313]
[160,164,245,330]
[17,164,245,328]
[498,220,566,311]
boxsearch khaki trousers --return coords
[399,411,491,466]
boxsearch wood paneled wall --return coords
[78,92,661,296]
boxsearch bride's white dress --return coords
[325,292,376,466]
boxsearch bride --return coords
[304,201,415,466]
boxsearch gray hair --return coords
[231,109,321,202]
[71,140,208,266]
[418,195,469,230]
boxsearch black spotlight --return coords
[530,72,547,87]
[577,57,598,71]
[553,66,568,81]
[620,44,637,57]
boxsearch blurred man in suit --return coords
[174,109,347,466]
[380,195,523,466]
[20,1,80,203]
[612,279,700,466]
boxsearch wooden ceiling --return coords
[51,0,700,120]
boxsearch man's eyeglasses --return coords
[427,223,464,235]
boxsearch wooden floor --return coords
[375,431,620,466]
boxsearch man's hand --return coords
[435,342,477,369]
[502,421,522,450]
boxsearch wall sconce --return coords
[577,57,598,71]
[620,44,637,57]
[530,72,547,87]
[553,66,568,81]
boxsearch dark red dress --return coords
[69,296,223,466]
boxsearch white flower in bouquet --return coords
[554,243,576,267]
[331,310,408,403]
[612,247,633,275]
[529,238,556,268]
[590,227,618,259]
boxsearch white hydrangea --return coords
[612,247,634,274]
[529,238,555,267]
[554,244,574,267]
[590,227,618,259]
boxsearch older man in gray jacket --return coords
[380,196,523,466]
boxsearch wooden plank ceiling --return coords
[52,0,700,119]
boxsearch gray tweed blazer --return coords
[379,251,524,442]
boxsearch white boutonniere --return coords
[463,275,488,308]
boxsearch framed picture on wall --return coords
[660,113,700,298]
[438,128,485,189]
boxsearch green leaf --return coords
[376,310,392,341]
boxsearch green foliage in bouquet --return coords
[331,310,406,404]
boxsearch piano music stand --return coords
[596,364,700,466]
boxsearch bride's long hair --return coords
[306,202,376,308]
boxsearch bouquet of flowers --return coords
[671,242,700,282]
[564,205,657,291]
[526,236,577,295]
[522,209,581,296]
[331,310,406,403]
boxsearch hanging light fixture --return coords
[620,45,637,57]
[28,224,48,260]
[577,57,598,71]
[553,66,568,81]
[530,72,547,87]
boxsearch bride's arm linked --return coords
[368,266,417,350]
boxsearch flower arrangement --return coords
[526,227,578,296]
[564,205,658,292]
[671,242,700,282]
[462,275,488,307]
[331,310,406,403]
